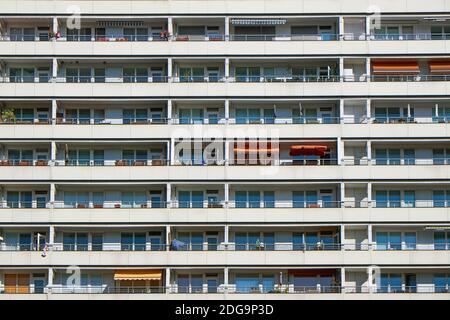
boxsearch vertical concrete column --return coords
[340,224,345,250]
[52,17,58,36]
[51,100,57,124]
[365,16,371,39]
[225,58,230,81]
[50,183,55,208]
[167,99,172,124]
[340,267,346,293]
[48,225,55,245]
[167,17,173,38]
[367,182,372,208]
[48,268,54,292]
[224,267,229,292]
[337,137,343,165]
[339,182,345,207]
[339,57,344,82]
[339,98,344,123]
[224,183,229,207]
[167,58,173,82]
[368,224,373,250]
[224,225,229,244]
[338,16,344,39]
[165,226,170,251]
[366,99,371,122]
[52,58,58,81]
[224,99,230,121]
[166,183,172,207]
[224,17,230,40]
[50,141,57,165]
[435,103,439,118]
[366,140,372,164]
[165,268,171,293]
[365,57,371,81]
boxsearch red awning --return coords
[289,145,328,157]
[288,269,336,277]
[371,60,420,74]
[429,60,450,74]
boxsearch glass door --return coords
[36,194,47,209]
[206,234,218,251]
[404,232,416,250]
[248,67,260,82]
[33,279,45,294]
[206,277,218,293]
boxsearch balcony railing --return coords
[4,242,450,252]
[4,74,450,83]
[4,32,450,42]
[3,200,450,209]
[2,285,449,295]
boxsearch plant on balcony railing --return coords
[0,108,15,123]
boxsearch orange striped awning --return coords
[372,60,420,74]
[429,60,450,74]
[114,269,162,281]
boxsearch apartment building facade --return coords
[0,0,450,299]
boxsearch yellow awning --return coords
[114,269,162,281]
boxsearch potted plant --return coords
[36,160,48,166]
[1,109,15,123]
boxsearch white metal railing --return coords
[1,284,449,295]
[2,242,450,252]
[2,200,450,209]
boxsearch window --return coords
[177,232,203,251]
[431,25,450,40]
[374,107,400,123]
[235,232,260,250]
[235,67,260,82]
[123,109,148,124]
[10,27,35,41]
[263,191,275,208]
[375,232,402,250]
[121,232,146,251]
[7,191,32,208]
[63,232,88,251]
[206,67,220,82]
[179,67,204,82]
[433,190,450,207]
[123,68,148,83]
[404,190,415,208]
[235,275,260,293]
[404,232,417,250]
[292,191,305,208]
[177,191,204,208]
[9,68,35,83]
[124,27,148,41]
[121,191,146,208]
[179,108,204,124]
[63,191,89,208]
[404,149,415,165]
[375,190,400,208]
[91,234,103,251]
[433,149,445,165]
[68,149,90,166]
[434,274,449,293]
[379,274,402,293]
[434,232,450,250]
